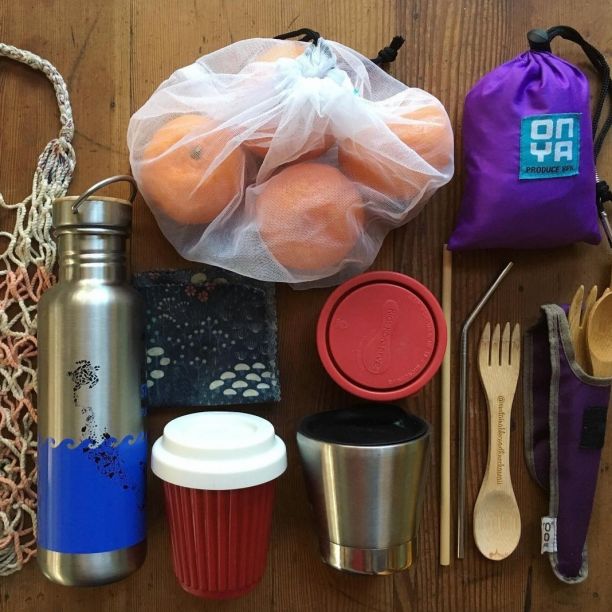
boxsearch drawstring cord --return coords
[274,28,405,67]
[274,28,320,44]
[371,36,405,66]
[546,26,611,160]
[545,26,612,246]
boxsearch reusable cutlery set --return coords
[471,273,612,567]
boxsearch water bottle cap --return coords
[52,196,132,233]
[151,412,287,490]
[53,175,136,233]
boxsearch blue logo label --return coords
[519,113,580,180]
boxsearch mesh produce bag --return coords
[128,32,453,287]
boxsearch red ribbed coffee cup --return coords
[152,412,287,599]
[163,481,276,598]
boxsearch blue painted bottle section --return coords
[38,434,147,554]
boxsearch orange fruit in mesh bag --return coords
[389,104,453,168]
[245,40,334,161]
[139,114,246,224]
[255,40,308,63]
[256,162,364,271]
[338,102,452,200]
[245,124,333,162]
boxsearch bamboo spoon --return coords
[473,322,521,560]
[587,291,612,377]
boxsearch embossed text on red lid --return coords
[317,272,447,401]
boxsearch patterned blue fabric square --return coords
[133,268,280,407]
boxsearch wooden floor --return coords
[1,1,611,610]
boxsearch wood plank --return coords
[0,0,610,611]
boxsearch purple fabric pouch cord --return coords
[524,304,611,583]
[449,50,598,250]
[449,26,612,251]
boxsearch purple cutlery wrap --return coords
[449,50,600,250]
[524,304,610,583]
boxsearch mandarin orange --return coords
[338,102,452,200]
[140,114,245,224]
[389,104,453,168]
[255,40,308,63]
[256,162,364,271]
[245,40,334,161]
[245,126,333,162]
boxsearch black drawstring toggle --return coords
[274,28,405,69]
[370,36,405,66]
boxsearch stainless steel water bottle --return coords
[37,176,146,586]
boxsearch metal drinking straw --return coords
[456,261,514,559]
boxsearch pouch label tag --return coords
[520,113,580,180]
[541,516,558,553]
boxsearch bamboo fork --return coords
[568,282,612,374]
[568,284,585,339]
[473,322,521,561]
[456,263,514,559]
[568,285,599,373]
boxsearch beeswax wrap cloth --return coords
[133,268,280,407]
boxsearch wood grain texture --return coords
[0,0,611,610]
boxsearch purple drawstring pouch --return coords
[524,304,611,583]
[449,26,612,251]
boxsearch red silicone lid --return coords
[317,271,447,401]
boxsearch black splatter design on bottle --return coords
[68,360,141,499]
[67,360,100,403]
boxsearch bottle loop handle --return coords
[71,175,138,213]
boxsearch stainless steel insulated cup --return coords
[296,405,430,575]
[37,176,146,586]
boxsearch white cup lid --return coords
[151,412,287,490]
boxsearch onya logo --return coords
[519,113,580,180]
[530,117,574,162]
